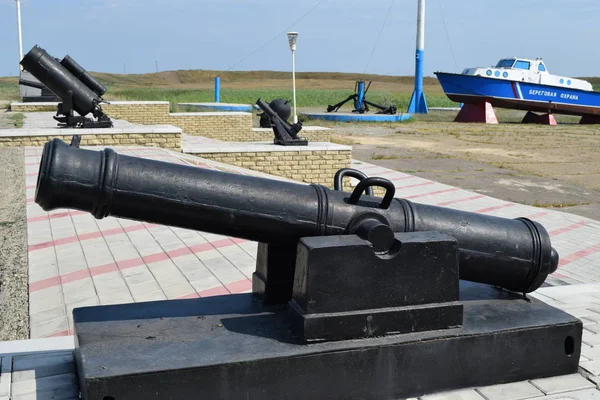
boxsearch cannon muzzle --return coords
[35,139,559,293]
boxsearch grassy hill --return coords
[1,70,452,109]
[3,70,599,110]
[87,70,443,89]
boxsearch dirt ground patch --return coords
[321,109,600,220]
[0,107,25,129]
[0,146,29,341]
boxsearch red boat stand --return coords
[454,102,498,124]
[522,111,557,126]
[579,115,600,124]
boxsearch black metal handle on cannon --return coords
[349,177,396,209]
[333,168,373,196]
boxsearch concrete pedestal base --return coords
[455,102,499,124]
[73,282,581,400]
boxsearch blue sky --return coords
[1,0,599,78]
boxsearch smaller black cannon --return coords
[20,45,113,128]
[259,98,292,128]
[18,75,61,103]
[256,98,307,146]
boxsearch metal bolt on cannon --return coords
[34,138,582,400]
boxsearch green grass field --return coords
[108,87,457,110]
[0,78,19,102]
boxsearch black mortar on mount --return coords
[20,45,112,128]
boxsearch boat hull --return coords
[435,72,600,117]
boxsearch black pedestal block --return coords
[290,233,463,342]
[73,282,582,400]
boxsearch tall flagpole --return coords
[407,0,428,114]
[16,0,24,70]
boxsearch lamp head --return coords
[287,32,298,51]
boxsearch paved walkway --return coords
[7,143,600,399]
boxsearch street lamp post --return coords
[287,32,298,124]
[16,0,24,71]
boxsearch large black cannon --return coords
[20,45,112,128]
[36,138,557,294]
[36,138,581,400]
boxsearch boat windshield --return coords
[514,60,531,70]
[495,59,515,68]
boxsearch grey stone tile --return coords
[571,309,600,319]
[65,297,100,316]
[581,360,600,376]
[529,388,600,399]
[92,272,130,294]
[29,293,64,315]
[202,256,245,283]
[587,325,600,335]
[121,266,156,286]
[132,290,167,302]
[30,316,68,339]
[585,309,600,319]
[530,373,595,394]
[583,331,600,347]
[29,285,63,302]
[583,347,600,361]
[98,291,134,306]
[28,265,59,283]
[476,381,544,400]
[29,306,66,327]
[128,280,163,297]
[161,282,196,299]
[61,278,97,304]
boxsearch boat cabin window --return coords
[514,60,531,70]
[538,63,547,72]
[496,59,515,68]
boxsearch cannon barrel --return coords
[20,45,101,116]
[35,139,559,293]
[18,78,47,90]
[60,55,107,97]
